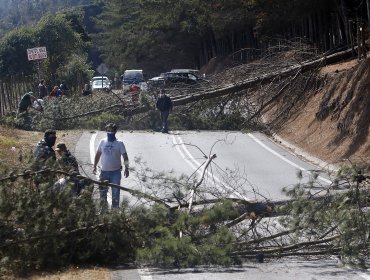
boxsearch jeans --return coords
[160,110,170,131]
[99,169,121,209]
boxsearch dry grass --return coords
[28,267,111,280]
[0,125,84,177]
[0,126,43,171]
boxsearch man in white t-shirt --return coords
[93,123,129,209]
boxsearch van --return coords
[121,70,147,92]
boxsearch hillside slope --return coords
[264,57,370,165]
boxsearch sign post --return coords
[97,63,109,89]
[27,47,48,80]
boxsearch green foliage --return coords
[0,0,92,37]
[83,112,124,131]
[0,11,92,89]
[0,177,138,276]
[0,27,36,76]
[56,53,94,91]
[136,200,240,267]
[137,227,200,267]
[281,164,370,266]
[35,14,86,81]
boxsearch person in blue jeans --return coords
[93,123,129,209]
[156,89,173,133]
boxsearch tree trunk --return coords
[367,0,370,32]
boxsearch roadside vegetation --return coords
[0,0,369,278]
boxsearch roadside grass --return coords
[0,125,42,173]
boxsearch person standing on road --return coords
[156,89,173,133]
[93,123,129,209]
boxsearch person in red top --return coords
[129,82,140,102]
[129,82,140,93]
[49,86,63,98]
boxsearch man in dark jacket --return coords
[38,79,48,99]
[32,129,57,189]
[155,89,173,133]
[33,129,57,164]
[17,92,36,115]
[56,142,84,195]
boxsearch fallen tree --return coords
[0,139,369,276]
[27,47,359,123]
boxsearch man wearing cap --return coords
[155,89,173,133]
[56,143,84,195]
[93,123,130,209]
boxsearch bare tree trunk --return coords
[367,0,370,32]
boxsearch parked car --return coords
[90,76,111,88]
[91,79,111,92]
[147,75,165,89]
[121,69,147,92]
[170,69,201,78]
[163,70,200,85]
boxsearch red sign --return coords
[27,47,47,61]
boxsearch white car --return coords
[91,79,111,92]
[90,76,111,88]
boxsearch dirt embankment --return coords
[264,57,370,165]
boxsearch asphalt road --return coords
[75,130,369,280]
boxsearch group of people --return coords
[24,85,173,210]
[32,123,129,210]
[38,79,69,99]
[17,80,70,116]
[33,129,83,196]
[17,92,44,116]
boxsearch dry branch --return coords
[41,48,357,122]
[232,234,340,256]
[0,169,170,207]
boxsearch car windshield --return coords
[124,71,144,82]
[93,80,109,86]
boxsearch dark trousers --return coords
[160,110,170,131]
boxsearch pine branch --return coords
[0,223,106,248]
[0,169,170,207]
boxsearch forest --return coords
[0,0,368,81]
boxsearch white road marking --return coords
[247,133,332,185]
[89,132,97,164]
[172,132,248,200]
[357,272,370,280]
[90,132,112,207]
